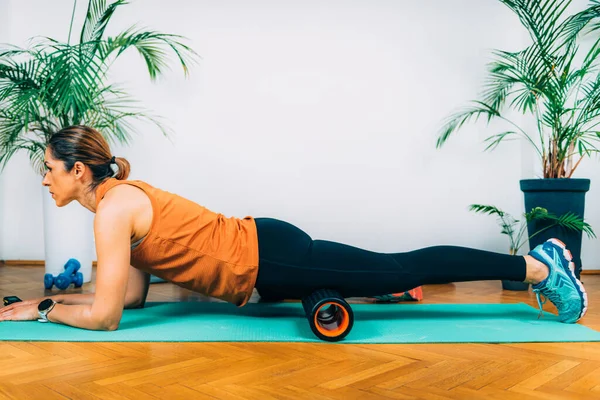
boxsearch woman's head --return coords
[43,125,130,206]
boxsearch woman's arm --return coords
[0,265,150,322]
[1,186,152,326]
[3,293,95,308]
[52,293,96,305]
[52,265,149,308]
[46,196,134,330]
[125,266,151,309]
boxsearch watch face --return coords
[38,298,54,311]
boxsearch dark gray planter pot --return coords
[520,178,590,279]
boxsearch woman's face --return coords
[41,148,78,207]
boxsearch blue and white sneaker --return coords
[529,238,588,323]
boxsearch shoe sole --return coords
[547,238,588,322]
[373,294,404,302]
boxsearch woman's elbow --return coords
[92,312,122,331]
[103,323,119,331]
[88,302,124,331]
[99,319,120,331]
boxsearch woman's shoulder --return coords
[97,180,152,215]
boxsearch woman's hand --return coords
[0,300,40,321]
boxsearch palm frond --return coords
[80,0,128,45]
[440,0,600,177]
[0,0,196,172]
[574,73,600,130]
[483,49,537,112]
[469,204,506,217]
[25,139,47,175]
[558,1,600,44]
[499,0,572,72]
[436,101,500,148]
[81,83,172,144]
[525,206,550,221]
[100,27,198,80]
[577,135,600,155]
[473,204,597,253]
[483,131,518,151]
[526,207,596,239]
[0,58,42,99]
[553,211,597,238]
[0,113,46,173]
[41,43,108,124]
[469,203,520,250]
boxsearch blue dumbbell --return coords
[45,273,81,290]
[44,273,54,289]
[55,270,83,290]
[44,259,83,290]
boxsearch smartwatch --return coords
[37,298,56,322]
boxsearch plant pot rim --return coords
[520,178,591,192]
[520,178,590,181]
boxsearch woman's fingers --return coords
[0,303,38,321]
[0,299,36,314]
[2,301,27,310]
[0,303,21,317]
[5,298,41,307]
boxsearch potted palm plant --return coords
[0,0,198,282]
[469,204,595,290]
[436,0,600,278]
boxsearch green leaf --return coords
[526,207,597,240]
[100,27,199,80]
[436,101,500,148]
[469,203,520,250]
[469,204,506,217]
[0,0,199,171]
[80,0,128,46]
[438,0,600,177]
[483,131,518,151]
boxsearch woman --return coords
[0,126,587,330]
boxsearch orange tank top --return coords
[95,178,259,306]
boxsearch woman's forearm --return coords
[51,293,95,305]
[46,303,119,331]
[46,294,122,330]
[48,292,140,310]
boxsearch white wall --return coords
[1,0,598,267]
[0,0,10,260]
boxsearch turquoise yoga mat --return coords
[1,302,599,343]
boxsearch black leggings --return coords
[253,218,527,299]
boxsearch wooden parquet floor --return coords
[0,263,599,399]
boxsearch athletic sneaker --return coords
[529,238,588,323]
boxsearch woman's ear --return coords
[72,161,87,179]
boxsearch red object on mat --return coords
[372,286,423,302]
